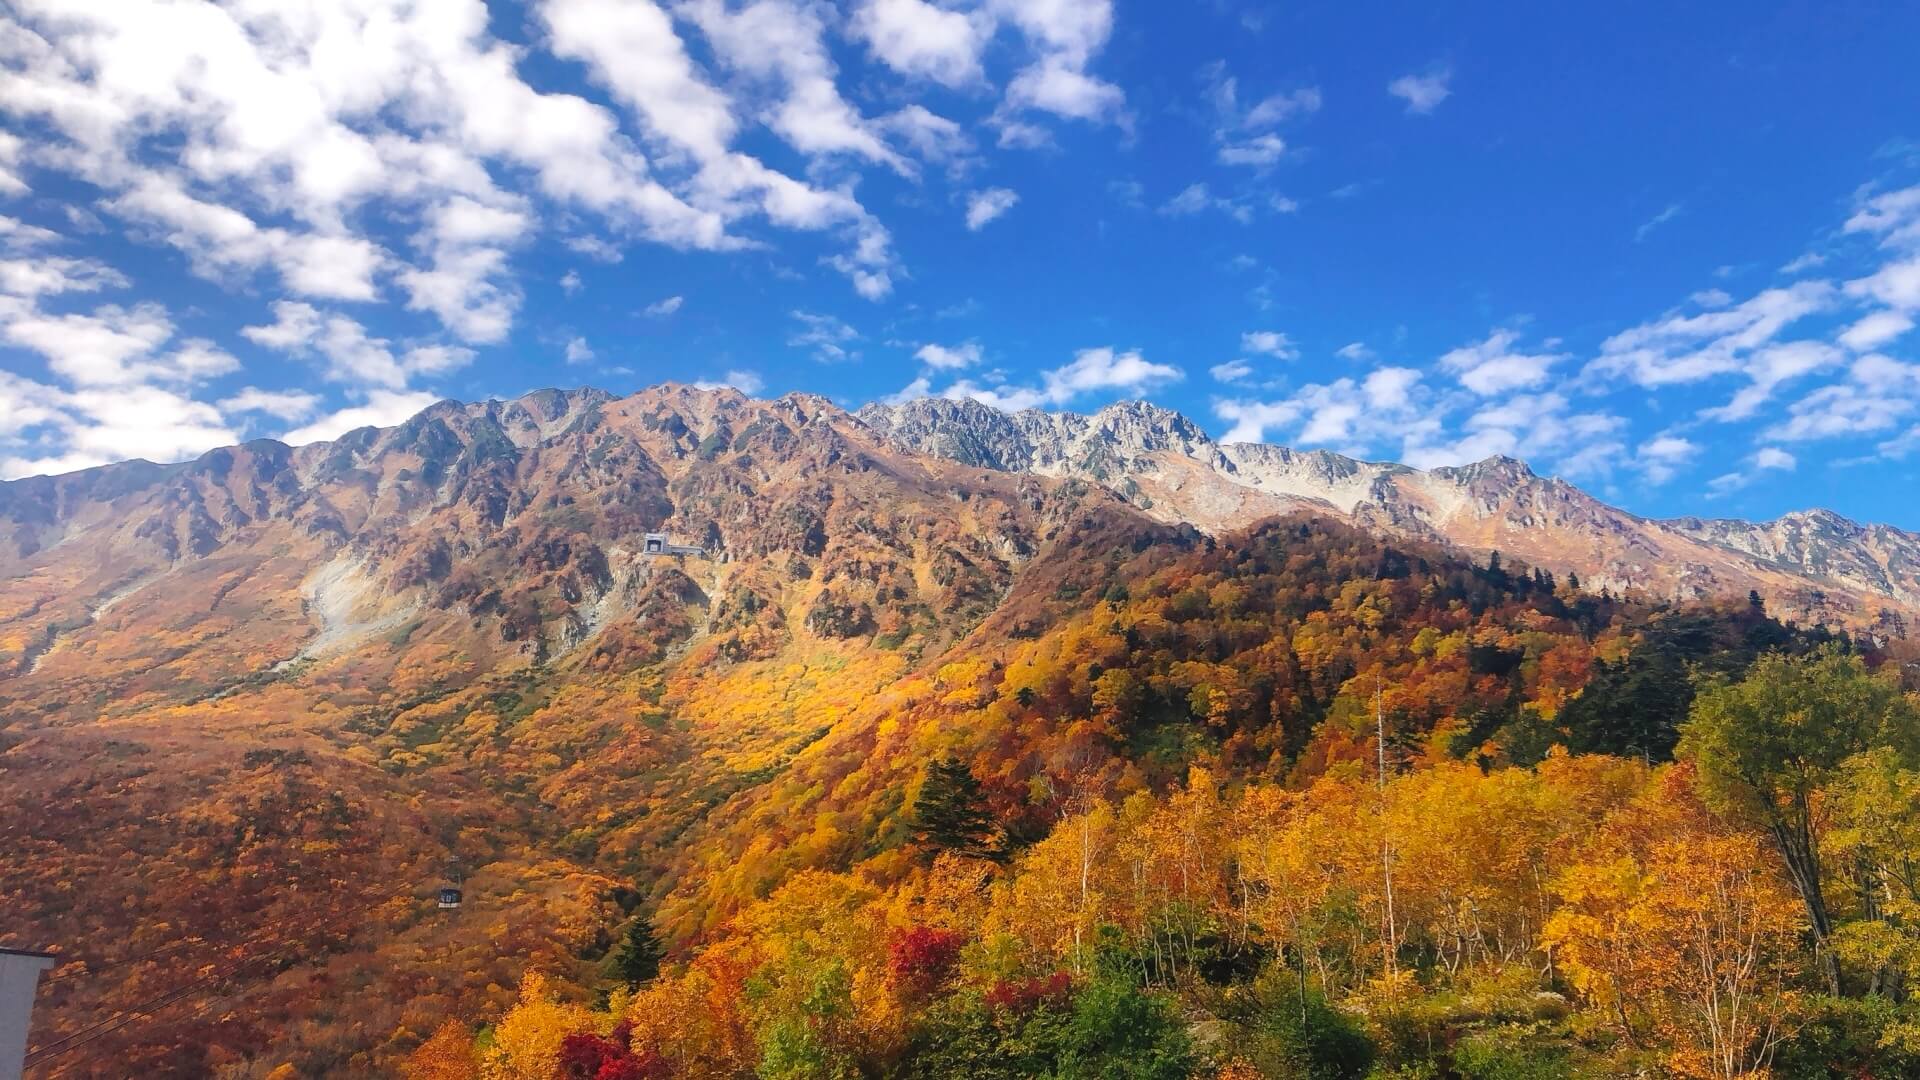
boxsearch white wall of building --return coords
[0,949,55,1080]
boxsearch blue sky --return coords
[3,2,1920,528]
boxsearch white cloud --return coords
[1437,329,1563,396]
[565,336,594,364]
[1199,61,1317,167]
[104,177,386,303]
[1043,346,1182,398]
[1708,446,1798,496]
[241,301,323,350]
[0,370,67,441]
[1839,309,1914,351]
[883,105,973,165]
[850,0,991,88]
[0,255,127,297]
[282,390,441,446]
[1635,432,1697,466]
[1160,183,1252,223]
[1766,355,1920,442]
[1846,257,1920,312]
[1218,134,1286,168]
[220,387,321,422]
[1241,331,1299,360]
[1589,281,1836,387]
[0,131,25,196]
[916,342,982,369]
[1780,252,1827,275]
[1210,359,1253,383]
[789,309,860,362]
[994,0,1126,128]
[402,344,475,377]
[1005,57,1125,122]
[965,188,1020,231]
[1216,366,1425,447]
[0,0,984,472]
[1697,340,1843,422]
[395,245,517,343]
[694,369,765,394]
[560,270,584,295]
[883,375,934,404]
[0,214,58,250]
[1635,202,1684,243]
[1335,342,1374,362]
[943,346,1181,412]
[308,316,412,388]
[566,235,624,263]
[1388,67,1452,115]
[4,302,179,387]
[243,305,470,390]
[1,384,238,477]
[643,295,685,317]
[1244,88,1322,129]
[0,0,940,376]
[543,0,900,298]
[677,0,909,172]
[1844,184,1920,250]
[1163,184,1213,216]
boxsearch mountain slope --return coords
[857,396,1920,630]
[4,383,1914,1077]
[4,384,1184,1076]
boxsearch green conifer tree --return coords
[607,917,665,987]
[910,756,999,861]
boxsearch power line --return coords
[40,937,212,985]
[24,937,303,1071]
[23,895,395,1073]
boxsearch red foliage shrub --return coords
[557,1031,669,1080]
[887,926,967,994]
[982,971,1073,1015]
[595,1054,669,1080]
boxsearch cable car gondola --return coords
[437,887,463,910]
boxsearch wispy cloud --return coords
[1388,66,1452,114]
[965,188,1020,231]
[1635,202,1684,243]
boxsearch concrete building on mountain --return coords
[0,947,56,1080]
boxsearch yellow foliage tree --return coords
[1547,785,1804,1080]
[402,1019,478,1080]
[480,972,596,1080]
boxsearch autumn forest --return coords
[7,389,1920,1080]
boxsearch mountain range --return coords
[856,395,1920,630]
[3,386,1915,696]
[4,382,1917,1076]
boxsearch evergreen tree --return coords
[606,917,664,987]
[910,756,999,860]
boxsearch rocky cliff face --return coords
[0,385,1126,712]
[858,396,1920,629]
[3,384,1915,702]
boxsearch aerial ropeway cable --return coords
[20,890,422,1073]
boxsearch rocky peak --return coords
[855,397,1037,470]
[1429,454,1540,487]
[1081,399,1213,452]
[8,383,1920,635]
